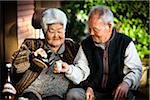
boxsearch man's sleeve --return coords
[123,41,142,90]
[65,46,90,84]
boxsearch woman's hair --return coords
[88,5,114,27]
[41,8,67,34]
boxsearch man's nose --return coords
[90,29,94,35]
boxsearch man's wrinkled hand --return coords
[86,87,95,100]
[113,81,129,100]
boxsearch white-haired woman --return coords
[11,8,88,100]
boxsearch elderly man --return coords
[11,8,89,100]
[66,5,142,100]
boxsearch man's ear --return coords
[108,22,113,32]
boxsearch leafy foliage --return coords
[61,1,149,59]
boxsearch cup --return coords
[55,60,62,72]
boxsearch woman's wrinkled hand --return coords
[53,61,70,73]
[34,48,47,58]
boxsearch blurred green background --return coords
[61,0,149,60]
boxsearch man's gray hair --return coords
[41,8,67,34]
[88,5,114,27]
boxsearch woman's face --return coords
[46,23,65,48]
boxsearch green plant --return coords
[61,0,149,59]
[107,1,149,59]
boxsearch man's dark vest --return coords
[81,31,132,92]
[12,39,79,95]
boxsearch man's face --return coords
[46,23,65,47]
[88,14,110,43]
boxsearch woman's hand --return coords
[86,87,95,100]
[34,48,47,58]
[53,61,70,73]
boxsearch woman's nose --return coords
[54,32,59,37]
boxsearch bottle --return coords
[2,63,16,100]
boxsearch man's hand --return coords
[113,81,129,100]
[86,87,95,100]
[34,48,47,58]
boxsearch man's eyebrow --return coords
[92,26,99,29]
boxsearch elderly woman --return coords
[12,8,81,100]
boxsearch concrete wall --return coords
[17,1,61,47]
